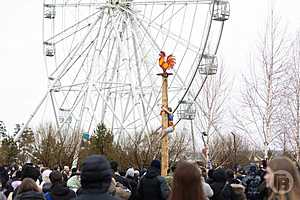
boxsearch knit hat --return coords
[151,160,161,170]
[21,164,40,181]
[81,155,112,189]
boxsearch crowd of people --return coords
[0,155,300,200]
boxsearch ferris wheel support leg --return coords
[14,90,50,142]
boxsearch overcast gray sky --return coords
[0,0,300,132]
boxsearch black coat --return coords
[209,169,227,200]
[136,167,170,200]
[14,191,45,200]
[75,188,119,200]
[48,183,76,200]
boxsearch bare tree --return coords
[194,61,231,166]
[235,10,289,159]
[278,32,300,162]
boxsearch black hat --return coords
[151,160,161,170]
[81,155,112,189]
[21,165,40,181]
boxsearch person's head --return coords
[249,164,257,175]
[110,161,118,173]
[18,178,41,194]
[207,169,214,180]
[81,155,112,191]
[212,168,226,183]
[150,160,161,171]
[169,161,204,200]
[226,169,234,182]
[125,168,135,179]
[21,165,40,181]
[49,170,63,185]
[265,157,300,199]
[42,169,52,184]
[63,166,70,173]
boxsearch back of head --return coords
[126,168,135,178]
[268,157,300,198]
[150,160,161,171]
[81,155,112,190]
[110,161,118,173]
[49,170,63,184]
[213,168,226,183]
[21,165,40,181]
[18,178,40,194]
[170,161,204,200]
[226,169,234,181]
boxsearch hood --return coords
[80,155,112,190]
[15,191,45,200]
[212,168,226,182]
[231,183,246,196]
[145,167,160,178]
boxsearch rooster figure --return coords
[159,51,176,73]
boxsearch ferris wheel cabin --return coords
[213,0,230,21]
[198,54,218,75]
[177,100,196,120]
[44,4,56,19]
[44,42,55,57]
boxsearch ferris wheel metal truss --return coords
[15,0,230,144]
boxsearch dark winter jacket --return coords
[75,188,119,200]
[42,183,52,193]
[127,177,138,200]
[14,191,45,200]
[222,179,247,200]
[209,169,227,200]
[136,167,170,200]
[114,173,132,191]
[47,183,76,200]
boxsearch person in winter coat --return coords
[222,169,246,200]
[209,168,227,200]
[44,170,76,200]
[126,168,138,200]
[75,155,119,200]
[136,160,170,200]
[201,177,213,200]
[243,165,261,200]
[41,170,52,193]
[14,178,45,200]
[168,161,205,200]
[111,161,132,191]
[222,171,246,200]
[67,168,81,192]
[11,164,41,200]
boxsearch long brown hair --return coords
[18,178,41,194]
[169,161,205,200]
[268,157,300,200]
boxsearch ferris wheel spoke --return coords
[49,14,103,78]
[129,10,200,53]
[45,10,101,43]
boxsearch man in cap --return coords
[76,155,119,200]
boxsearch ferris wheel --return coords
[16,0,230,142]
